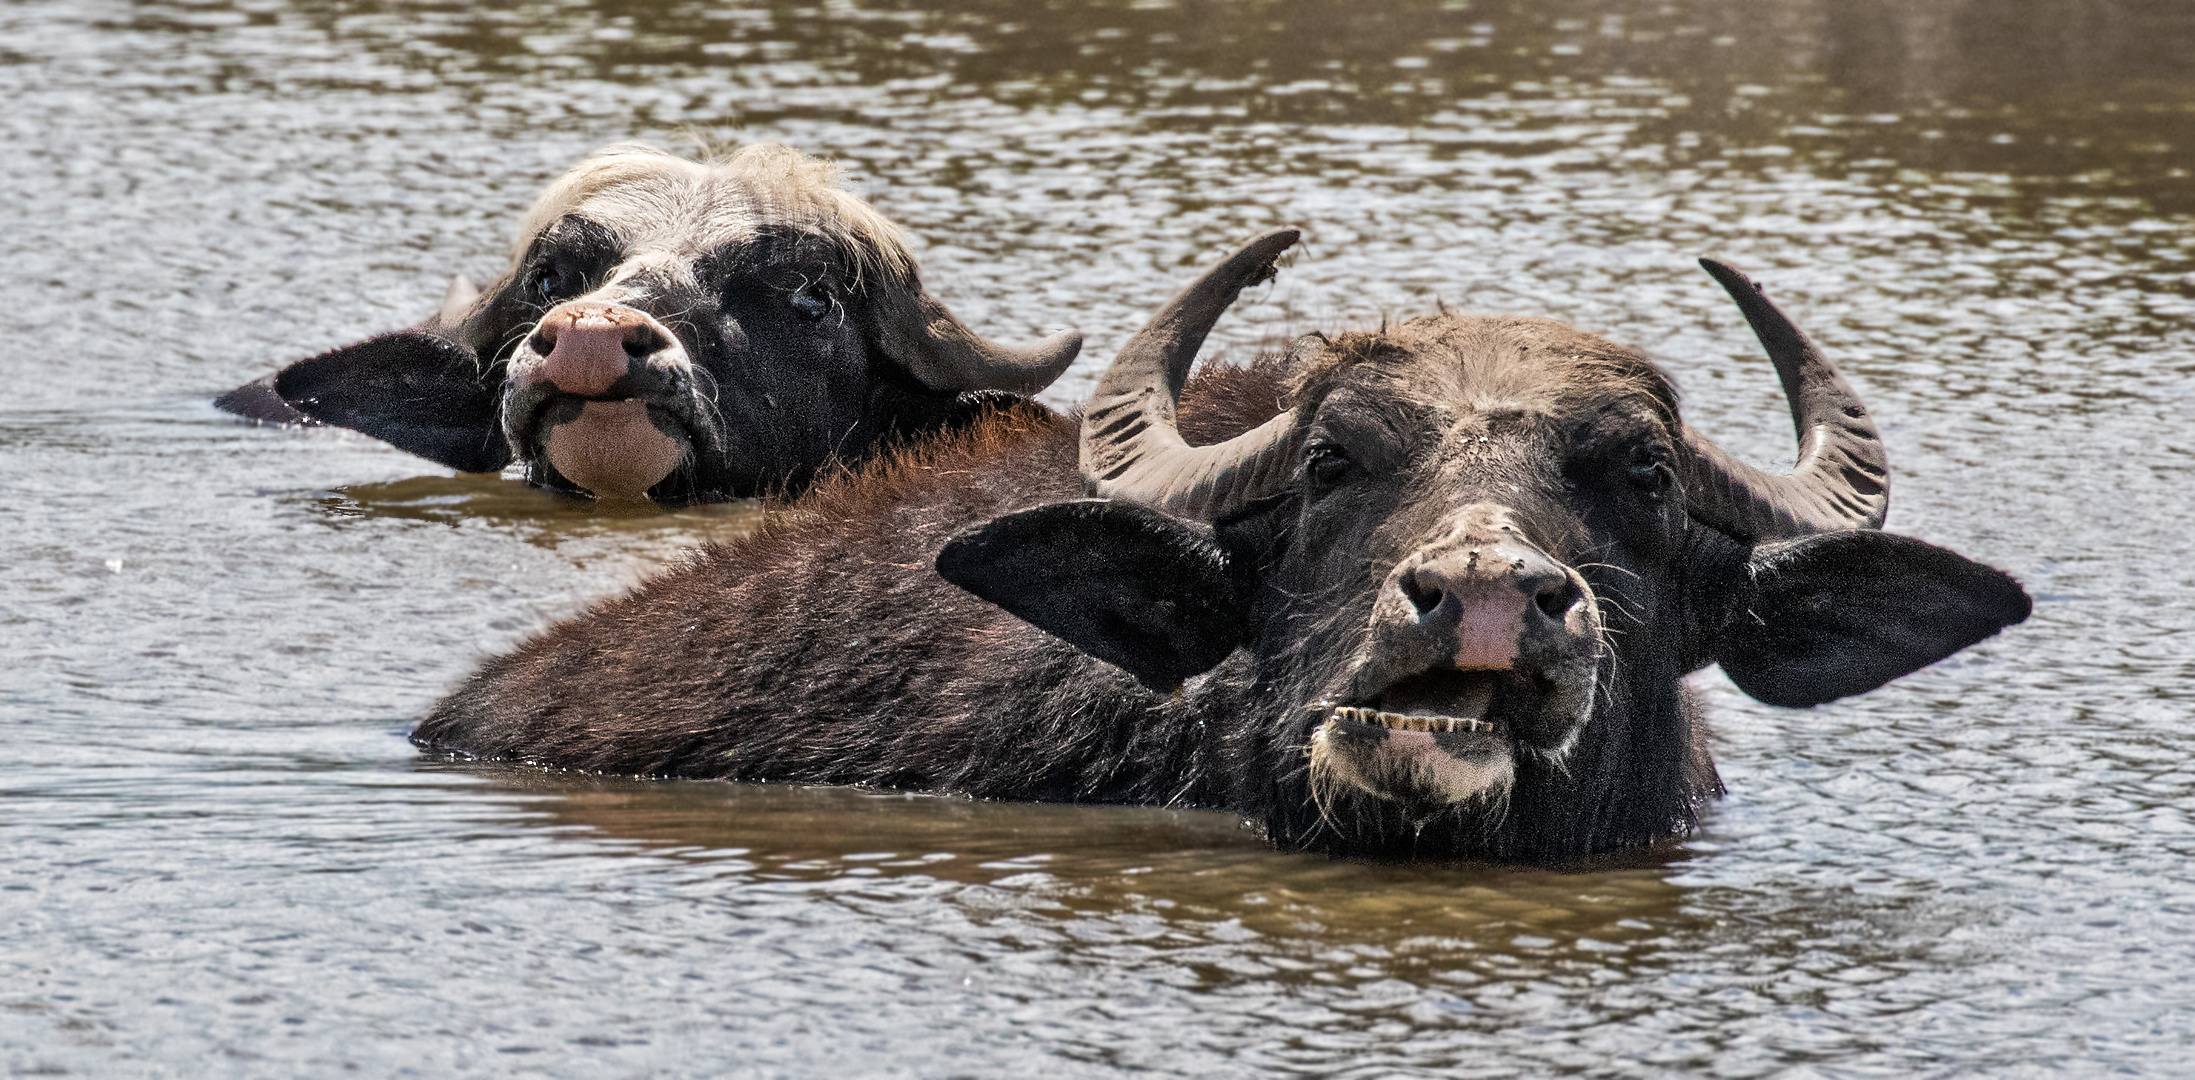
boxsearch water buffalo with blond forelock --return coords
[412,231,2029,863]
[217,143,1079,503]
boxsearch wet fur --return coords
[418,339,1725,863]
[508,143,914,290]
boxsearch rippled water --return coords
[5,1,2194,1075]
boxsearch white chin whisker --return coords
[1520,736,1576,776]
[1416,748,1515,808]
[1525,677,1596,774]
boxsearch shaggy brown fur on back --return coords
[414,364,1290,789]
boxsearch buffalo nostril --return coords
[623,323,669,359]
[1400,568,1442,617]
[527,329,557,356]
[1533,575,1581,623]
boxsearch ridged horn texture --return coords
[1680,259,1890,542]
[874,287,1083,394]
[1080,229,1305,519]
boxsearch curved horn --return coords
[1679,259,1889,542]
[873,286,1082,395]
[1080,229,1304,519]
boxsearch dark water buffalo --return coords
[217,143,1079,503]
[414,231,2029,863]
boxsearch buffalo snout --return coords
[1371,506,1598,684]
[511,302,685,399]
[503,302,700,501]
[1315,505,1606,812]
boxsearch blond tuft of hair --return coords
[509,142,915,287]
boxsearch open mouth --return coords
[1308,669,1527,810]
[1316,669,1523,738]
[1307,666,1585,809]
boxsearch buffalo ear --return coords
[213,373,317,426]
[269,330,512,474]
[1715,530,2032,707]
[936,499,1247,693]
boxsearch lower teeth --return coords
[1319,704,1497,735]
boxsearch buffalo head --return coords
[942,232,2029,858]
[217,143,1079,503]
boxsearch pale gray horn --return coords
[1080,229,1304,519]
[873,285,1082,394]
[1679,259,1890,542]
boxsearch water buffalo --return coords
[414,231,2029,863]
[217,143,1079,503]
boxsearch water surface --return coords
[4,1,2193,1075]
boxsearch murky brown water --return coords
[5,1,2194,1075]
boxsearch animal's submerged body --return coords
[418,232,2031,864]
[416,374,1291,809]
[423,365,1701,862]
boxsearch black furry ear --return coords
[261,331,512,474]
[213,373,317,426]
[1716,530,2032,707]
[936,499,1248,693]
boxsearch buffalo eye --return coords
[1624,443,1669,500]
[530,258,586,304]
[1306,443,1354,490]
[788,283,831,321]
